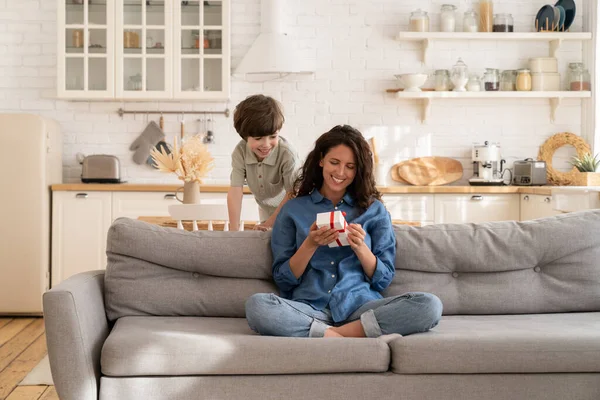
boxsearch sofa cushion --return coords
[101,317,391,376]
[105,219,277,321]
[389,312,600,374]
[386,210,600,315]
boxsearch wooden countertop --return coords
[51,183,553,195]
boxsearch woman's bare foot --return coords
[324,327,344,338]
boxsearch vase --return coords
[175,181,201,204]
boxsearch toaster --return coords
[513,158,547,186]
[81,155,122,183]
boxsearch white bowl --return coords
[395,73,428,92]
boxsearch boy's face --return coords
[247,131,279,161]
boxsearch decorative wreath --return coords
[537,132,591,185]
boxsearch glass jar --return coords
[434,69,451,91]
[467,74,482,91]
[568,63,591,91]
[451,58,469,92]
[500,70,517,91]
[128,73,142,91]
[409,9,429,32]
[479,0,493,32]
[493,13,514,32]
[516,69,532,91]
[483,68,500,91]
[463,10,478,32]
[440,4,457,32]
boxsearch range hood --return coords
[234,0,314,76]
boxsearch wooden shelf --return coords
[389,91,592,123]
[395,32,593,63]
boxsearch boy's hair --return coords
[233,95,284,140]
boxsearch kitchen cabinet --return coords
[51,191,112,287]
[520,194,563,220]
[58,0,230,101]
[382,194,434,224]
[434,193,519,224]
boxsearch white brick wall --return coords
[0,0,590,184]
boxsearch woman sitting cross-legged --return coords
[245,125,443,338]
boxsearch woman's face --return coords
[247,132,279,161]
[319,144,357,194]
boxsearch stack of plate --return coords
[535,0,575,32]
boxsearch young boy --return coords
[228,95,299,231]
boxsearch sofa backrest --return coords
[105,211,600,321]
[386,210,600,314]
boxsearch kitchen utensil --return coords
[81,154,122,183]
[394,157,463,186]
[555,0,575,31]
[180,113,185,141]
[395,73,428,92]
[535,5,555,31]
[147,114,171,168]
[469,141,506,186]
[130,119,165,165]
[390,164,409,184]
[203,116,215,144]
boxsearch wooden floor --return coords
[0,318,58,400]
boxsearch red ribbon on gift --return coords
[329,211,347,247]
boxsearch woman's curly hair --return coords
[293,125,381,211]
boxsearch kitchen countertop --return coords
[51,183,553,195]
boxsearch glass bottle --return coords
[463,10,478,32]
[72,29,84,48]
[440,4,457,32]
[451,58,469,92]
[409,9,429,32]
[516,69,532,91]
[479,0,493,32]
[483,68,500,91]
[493,13,514,32]
[434,69,451,91]
[500,70,516,91]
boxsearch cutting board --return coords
[391,157,463,186]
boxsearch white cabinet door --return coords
[520,194,563,220]
[58,0,116,99]
[173,0,230,100]
[115,0,173,99]
[112,191,180,219]
[51,191,112,287]
[381,194,434,223]
[434,194,519,224]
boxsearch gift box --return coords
[316,211,350,247]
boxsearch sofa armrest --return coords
[43,270,109,400]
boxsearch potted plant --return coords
[569,153,600,186]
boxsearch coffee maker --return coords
[469,141,506,186]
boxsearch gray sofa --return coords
[44,210,600,400]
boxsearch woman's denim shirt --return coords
[271,190,396,322]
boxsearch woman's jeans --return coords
[245,292,443,338]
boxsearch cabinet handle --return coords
[164,194,177,200]
[544,197,551,203]
[75,193,88,199]
[471,195,483,201]
[523,195,529,201]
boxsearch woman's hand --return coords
[305,222,339,249]
[347,223,367,252]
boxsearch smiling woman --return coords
[244,125,443,339]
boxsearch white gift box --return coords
[316,211,350,247]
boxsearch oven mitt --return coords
[130,121,165,165]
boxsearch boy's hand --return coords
[253,222,271,231]
[306,222,339,248]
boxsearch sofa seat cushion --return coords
[101,316,391,376]
[390,312,600,374]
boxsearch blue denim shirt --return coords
[271,190,396,322]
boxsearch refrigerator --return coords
[0,114,62,314]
